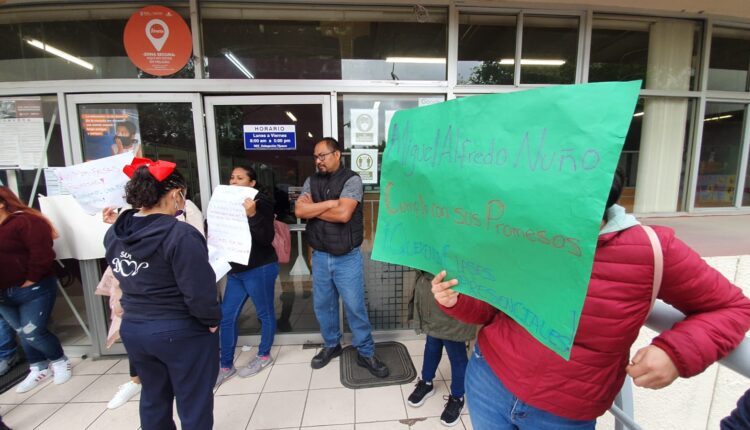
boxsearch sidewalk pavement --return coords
[0,341,469,430]
[641,214,750,257]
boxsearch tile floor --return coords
[0,340,473,429]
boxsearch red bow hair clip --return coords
[123,157,176,182]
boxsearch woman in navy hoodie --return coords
[104,158,221,430]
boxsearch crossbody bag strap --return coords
[641,225,663,312]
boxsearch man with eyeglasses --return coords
[295,137,389,378]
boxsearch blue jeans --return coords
[220,262,279,368]
[0,277,65,369]
[466,345,596,430]
[121,317,218,430]
[0,317,17,361]
[422,335,468,398]
[312,247,374,357]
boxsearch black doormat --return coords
[0,360,28,395]
[340,341,416,389]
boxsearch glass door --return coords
[205,94,332,345]
[66,93,209,355]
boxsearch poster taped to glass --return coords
[79,105,142,160]
[0,96,45,170]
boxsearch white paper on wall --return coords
[352,148,379,184]
[350,109,379,146]
[0,118,45,169]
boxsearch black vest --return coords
[305,167,364,255]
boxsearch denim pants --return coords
[121,317,218,430]
[0,277,65,369]
[0,316,17,361]
[312,247,375,357]
[220,262,279,368]
[422,335,468,398]
[466,345,596,430]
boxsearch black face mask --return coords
[115,136,134,146]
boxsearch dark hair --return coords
[606,167,626,211]
[116,121,137,136]
[233,164,257,181]
[125,166,186,209]
[232,164,272,197]
[0,186,58,237]
[317,137,340,153]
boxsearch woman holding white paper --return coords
[215,165,278,386]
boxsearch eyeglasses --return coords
[313,151,335,161]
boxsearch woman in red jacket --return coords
[0,186,71,394]
[431,169,750,430]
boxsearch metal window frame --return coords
[65,92,211,209]
[203,94,332,190]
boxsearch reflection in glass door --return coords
[66,93,209,355]
[205,95,331,344]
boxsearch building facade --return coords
[0,0,749,357]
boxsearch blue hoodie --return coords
[104,209,221,327]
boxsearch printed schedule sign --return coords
[371,81,641,359]
[243,125,296,150]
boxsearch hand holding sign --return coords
[431,270,460,308]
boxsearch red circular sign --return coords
[123,6,192,76]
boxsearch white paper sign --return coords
[207,185,258,265]
[0,97,45,169]
[352,148,379,184]
[207,245,232,282]
[39,195,111,260]
[51,152,134,215]
[0,118,46,169]
[44,168,70,196]
[350,109,379,146]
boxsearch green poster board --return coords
[371,81,641,359]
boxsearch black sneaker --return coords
[311,344,342,369]
[407,379,435,407]
[440,395,464,427]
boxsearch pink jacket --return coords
[442,222,750,420]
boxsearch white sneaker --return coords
[16,367,51,393]
[107,381,142,409]
[51,359,71,385]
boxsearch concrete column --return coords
[633,20,694,213]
